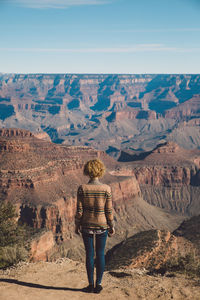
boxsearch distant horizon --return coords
[1,72,200,75]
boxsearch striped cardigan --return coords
[75,183,114,230]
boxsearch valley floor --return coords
[0,259,200,300]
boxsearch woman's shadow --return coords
[0,278,83,292]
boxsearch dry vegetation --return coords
[0,201,38,269]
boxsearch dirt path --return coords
[0,259,200,300]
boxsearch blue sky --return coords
[0,0,200,73]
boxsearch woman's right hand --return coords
[75,225,81,235]
[108,227,115,237]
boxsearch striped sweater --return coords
[75,183,114,230]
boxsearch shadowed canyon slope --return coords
[107,215,200,275]
[173,215,200,249]
[106,216,200,274]
[0,73,200,156]
[0,128,186,261]
[106,229,200,271]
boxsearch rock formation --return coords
[107,214,200,273]
[114,142,200,216]
[0,73,200,153]
[0,129,185,261]
[106,229,199,271]
[30,231,55,262]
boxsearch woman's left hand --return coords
[108,227,115,237]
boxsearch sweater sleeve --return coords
[105,187,114,228]
[75,185,83,226]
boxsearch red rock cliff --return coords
[113,142,200,215]
[0,130,188,261]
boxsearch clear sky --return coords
[0,0,200,74]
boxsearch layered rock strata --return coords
[113,142,200,216]
[106,229,199,271]
[0,129,185,261]
[0,73,200,152]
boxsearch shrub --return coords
[0,201,32,269]
[0,201,18,247]
[160,252,200,278]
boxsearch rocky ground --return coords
[0,259,200,300]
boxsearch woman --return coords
[75,159,115,294]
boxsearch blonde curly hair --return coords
[83,159,106,178]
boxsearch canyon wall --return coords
[113,142,200,216]
[0,129,186,261]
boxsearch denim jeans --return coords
[82,230,108,285]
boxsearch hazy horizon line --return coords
[1,72,200,75]
[1,44,200,53]
[7,0,112,9]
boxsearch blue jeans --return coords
[82,230,108,285]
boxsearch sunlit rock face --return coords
[0,73,200,153]
[106,228,199,271]
[0,128,186,261]
[113,141,200,216]
[106,216,200,272]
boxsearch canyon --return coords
[0,73,200,157]
[0,72,200,277]
[0,128,193,261]
[113,141,200,216]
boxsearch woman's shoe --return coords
[94,284,103,294]
[82,284,94,293]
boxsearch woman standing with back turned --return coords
[75,159,115,294]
